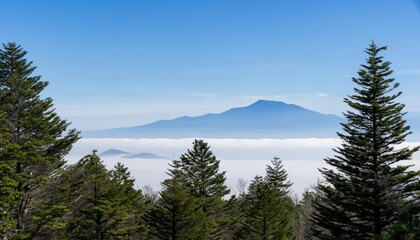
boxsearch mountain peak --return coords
[242,100,301,112]
[253,99,285,104]
[83,100,343,138]
[249,100,288,107]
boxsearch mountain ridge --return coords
[99,149,167,159]
[83,100,344,139]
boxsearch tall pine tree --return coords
[0,42,79,237]
[313,42,420,239]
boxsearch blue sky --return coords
[1,0,420,131]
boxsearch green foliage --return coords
[169,139,230,238]
[0,112,20,238]
[266,157,292,195]
[65,151,142,239]
[145,178,206,240]
[240,158,294,240]
[293,187,320,240]
[21,152,144,239]
[223,194,247,240]
[379,205,420,240]
[313,42,420,239]
[25,163,87,239]
[243,176,289,239]
[0,42,79,238]
[172,139,230,199]
[3,40,420,239]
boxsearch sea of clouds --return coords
[66,138,420,198]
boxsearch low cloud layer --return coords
[67,138,420,197]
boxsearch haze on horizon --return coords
[67,137,420,196]
[1,0,420,131]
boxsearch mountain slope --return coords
[83,100,343,138]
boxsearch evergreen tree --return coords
[66,152,142,239]
[313,42,420,239]
[23,165,76,239]
[109,162,145,238]
[241,158,294,239]
[144,178,206,240]
[0,42,79,237]
[293,187,320,240]
[0,112,20,238]
[170,139,230,238]
[265,157,292,195]
[173,139,230,199]
[225,180,249,240]
[242,177,287,240]
[25,160,144,239]
[380,205,420,240]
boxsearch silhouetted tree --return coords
[313,42,420,239]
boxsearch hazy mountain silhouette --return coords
[122,152,167,159]
[99,149,166,159]
[99,149,131,156]
[84,100,344,138]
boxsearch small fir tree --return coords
[109,162,144,237]
[66,152,141,239]
[241,158,294,239]
[144,178,206,240]
[169,139,230,238]
[265,157,292,195]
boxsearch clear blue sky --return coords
[1,0,420,131]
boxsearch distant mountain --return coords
[83,100,344,139]
[99,149,131,156]
[122,152,167,159]
[99,149,166,159]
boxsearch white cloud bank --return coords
[66,138,420,197]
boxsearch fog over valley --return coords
[67,138,420,196]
